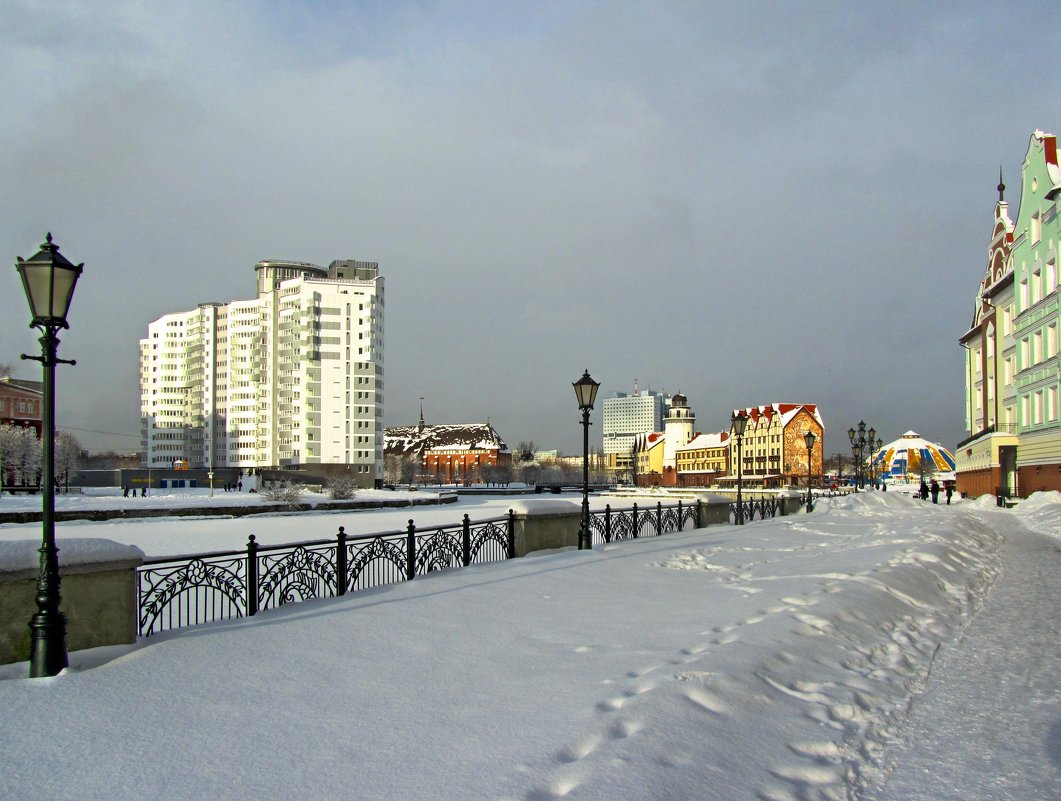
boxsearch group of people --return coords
[918,478,955,504]
[122,486,146,497]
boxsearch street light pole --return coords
[572,370,600,551]
[731,411,747,525]
[847,421,876,490]
[803,431,816,511]
[16,233,82,678]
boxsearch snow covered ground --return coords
[0,491,1057,800]
[0,486,507,557]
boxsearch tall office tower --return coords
[602,383,669,457]
[140,258,384,486]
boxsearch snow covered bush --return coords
[326,475,357,500]
[259,480,306,503]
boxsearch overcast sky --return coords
[2,1,1058,456]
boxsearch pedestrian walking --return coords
[919,480,929,500]
[930,479,940,504]
[945,483,954,505]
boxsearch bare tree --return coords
[513,441,536,464]
[55,431,82,491]
[9,426,41,486]
[384,454,420,485]
[0,424,20,488]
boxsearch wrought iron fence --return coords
[728,496,782,523]
[589,500,700,546]
[138,512,515,636]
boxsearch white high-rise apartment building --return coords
[140,259,384,486]
[602,387,669,457]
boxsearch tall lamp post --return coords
[874,438,883,484]
[731,411,747,524]
[847,421,875,489]
[573,370,600,550]
[16,233,82,678]
[803,431,816,511]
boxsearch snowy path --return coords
[868,511,1061,801]
[1,493,1057,800]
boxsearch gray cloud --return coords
[0,1,1054,455]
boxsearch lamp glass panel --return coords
[572,373,599,409]
[19,262,79,322]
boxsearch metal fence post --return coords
[336,526,347,596]
[246,535,259,617]
[406,520,416,580]
[462,514,472,566]
[605,504,612,543]
[632,503,639,538]
[677,499,684,531]
[695,499,702,529]
[656,501,663,535]
[507,510,515,558]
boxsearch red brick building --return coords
[0,377,43,437]
[384,417,511,484]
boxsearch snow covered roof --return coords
[734,403,823,429]
[676,431,730,452]
[633,431,666,452]
[384,423,510,455]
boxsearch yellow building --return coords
[633,432,667,485]
[674,432,730,487]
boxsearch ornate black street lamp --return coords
[572,370,600,550]
[847,421,875,489]
[731,411,747,524]
[16,233,82,678]
[803,431,816,511]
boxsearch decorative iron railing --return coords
[729,496,783,523]
[138,512,515,636]
[589,500,700,546]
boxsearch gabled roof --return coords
[633,431,666,452]
[734,403,823,429]
[384,423,509,455]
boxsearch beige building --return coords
[729,404,824,488]
[674,431,730,487]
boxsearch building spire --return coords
[998,166,1005,202]
[417,397,425,433]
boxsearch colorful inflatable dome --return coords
[871,431,955,479]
